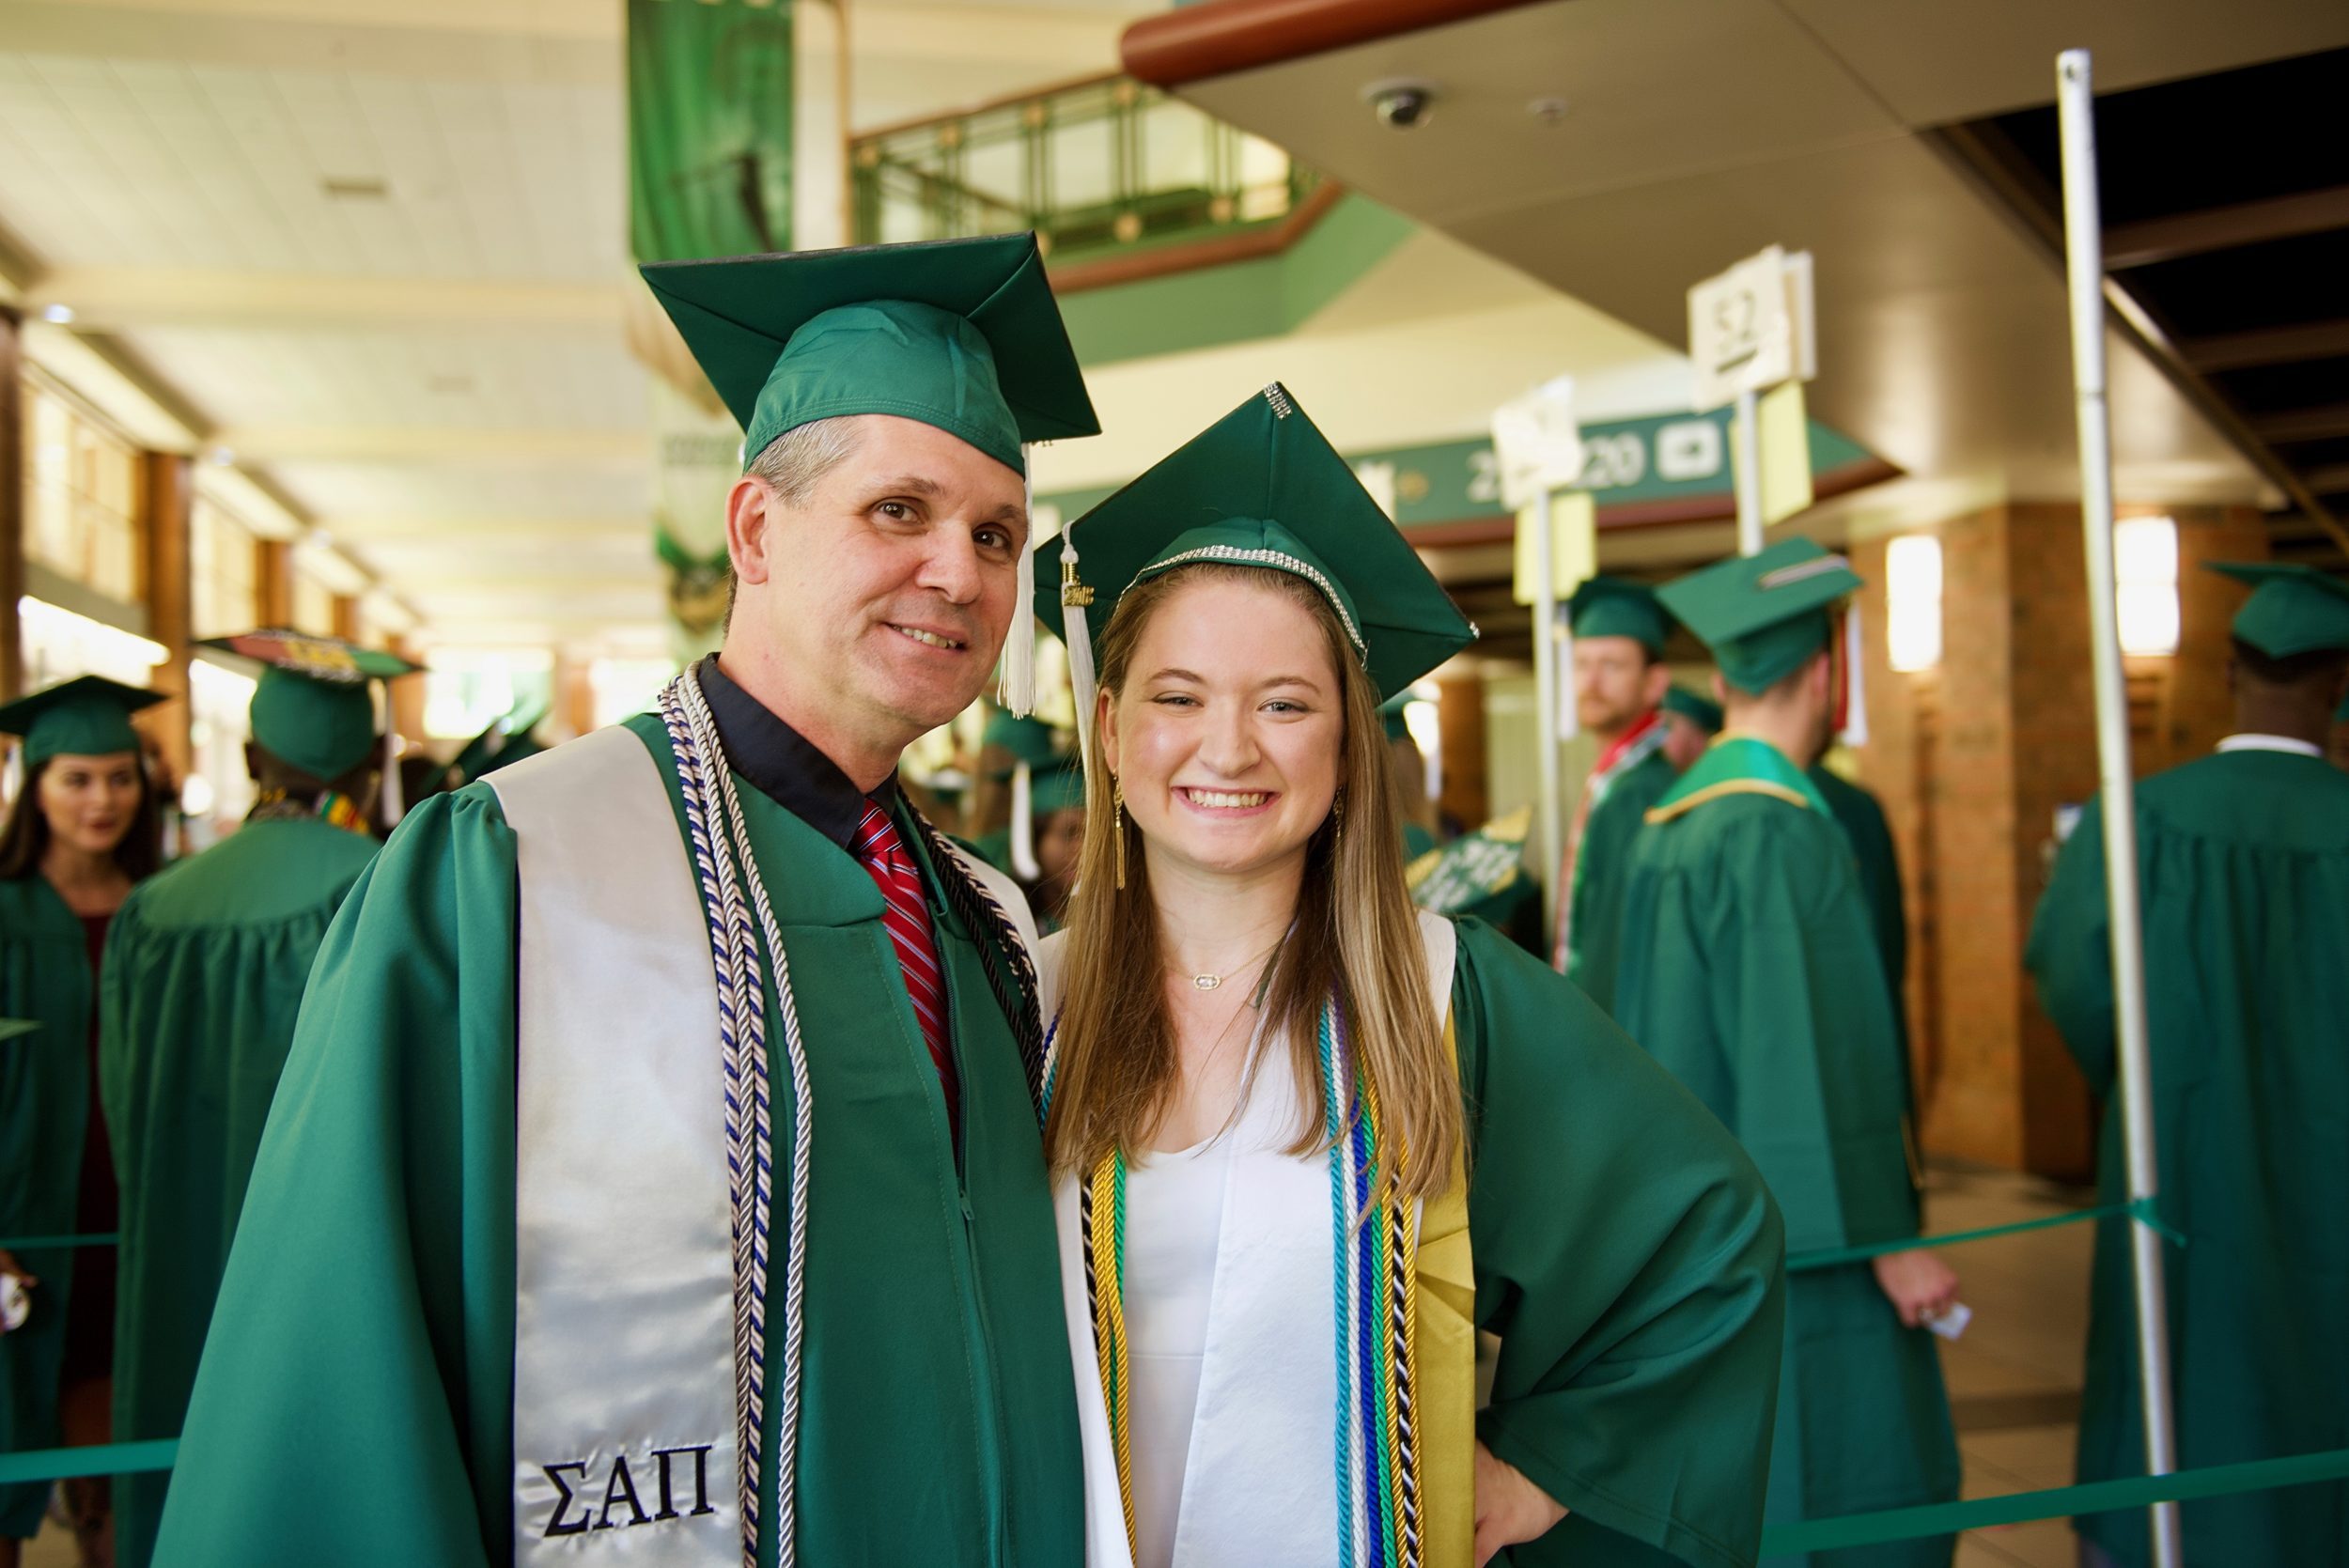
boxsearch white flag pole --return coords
[2057,48,2182,1568]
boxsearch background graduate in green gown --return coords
[1621,540,1960,1568]
[153,235,1101,1567]
[1658,682,1722,772]
[2027,562,2349,1568]
[0,675,163,1567]
[99,631,416,1568]
[1556,577,1675,1010]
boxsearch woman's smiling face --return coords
[1104,571,1345,883]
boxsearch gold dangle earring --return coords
[1112,780,1128,889]
[1332,788,1346,848]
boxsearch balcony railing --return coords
[850,73,1322,263]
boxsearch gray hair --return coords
[725,416,863,630]
[744,414,862,505]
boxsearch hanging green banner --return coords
[628,0,796,263]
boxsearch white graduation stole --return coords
[1050,912,1462,1568]
[491,728,739,1560]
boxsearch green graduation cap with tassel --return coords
[1037,382,1477,740]
[199,630,421,783]
[1657,537,1863,694]
[2205,562,2349,660]
[0,675,164,767]
[642,232,1102,718]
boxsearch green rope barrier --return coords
[0,1232,117,1251]
[1762,1444,2349,1556]
[1786,1197,2182,1273]
[0,1439,178,1485]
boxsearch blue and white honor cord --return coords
[660,664,817,1567]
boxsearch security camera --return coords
[1362,78,1439,131]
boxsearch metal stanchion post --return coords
[2056,47,2184,1568]
[1532,486,1563,958]
[1733,387,1764,557]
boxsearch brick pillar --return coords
[331,594,360,642]
[0,306,23,702]
[256,538,293,627]
[142,452,195,783]
[1435,673,1487,831]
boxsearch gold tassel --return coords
[1333,788,1346,848]
[1113,780,1127,889]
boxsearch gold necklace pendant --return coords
[1193,972,1221,990]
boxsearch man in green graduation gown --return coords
[153,234,1100,1567]
[2027,562,2349,1568]
[1555,577,1675,1011]
[1620,539,1960,1567]
[98,631,413,1568]
[1810,759,1913,1117]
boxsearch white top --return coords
[2217,733,2325,759]
[1121,1138,1235,1568]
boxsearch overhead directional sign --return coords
[1687,245,1816,412]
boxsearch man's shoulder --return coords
[128,820,378,931]
[2141,749,2349,852]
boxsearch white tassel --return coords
[1061,528,1099,778]
[1839,601,1870,747]
[1000,444,1037,717]
[1009,760,1039,880]
[379,689,406,828]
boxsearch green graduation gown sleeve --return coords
[1451,918,1788,1568]
[152,715,1081,1568]
[0,875,100,1539]
[1615,758,1958,1568]
[98,816,380,1568]
[1809,767,1915,1127]
[1566,749,1678,1016]
[2026,751,2349,1568]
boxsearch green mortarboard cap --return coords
[0,675,163,768]
[1657,537,1864,695]
[2206,563,2349,660]
[1567,575,1668,655]
[200,630,420,782]
[983,709,1062,776]
[1030,756,1085,815]
[1041,383,1476,702]
[642,233,1100,477]
[0,1018,41,1045]
[1660,684,1723,733]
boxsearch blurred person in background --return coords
[99,632,414,1568]
[2029,564,2349,1568]
[0,676,165,1568]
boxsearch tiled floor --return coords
[1926,1160,2100,1568]
[18,1159,2108,1568]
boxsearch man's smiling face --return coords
[741,413,1029,752]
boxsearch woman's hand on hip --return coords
[1473,1439,1567,1565]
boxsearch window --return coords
[1886,535,1943,673]
[190,498,259,640]
[185,657,259,841]
[20,597,167,691]
[24,375,144,604]
[423,648,554,741]
[2114,516,2180,658]
[291,569,337,638]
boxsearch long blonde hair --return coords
[1045,565,1461,1203]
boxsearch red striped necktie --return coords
[853,800,959,1141]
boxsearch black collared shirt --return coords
[695,660,898,853]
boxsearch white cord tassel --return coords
[1000,445,1037,717]
[1009,759,1039,880]
[1839,601,1871,747]
[1060,528,1099,778]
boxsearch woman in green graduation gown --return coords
[1036,387,1787,1568]
[0,675,163,1568]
